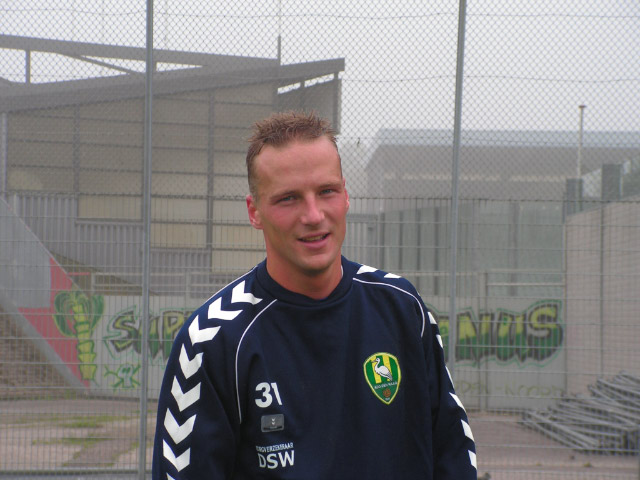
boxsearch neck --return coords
[266,259,343,300]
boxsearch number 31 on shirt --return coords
[255,382,283,408]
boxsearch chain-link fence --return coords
[1,1,639,478]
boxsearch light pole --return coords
[577,105,586,179]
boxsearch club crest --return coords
[363,353,401,404]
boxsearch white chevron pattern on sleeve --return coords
[445,366,454,387]
[356,264,401,278]
[461,419,474,441]
[163,440,190,472]
[208,297,242,321]
[189,315,221,345]
[162,280,262,474]
[449,392,467,412]
[164,409,196,444]
[469,450,477,469]
[231,281,262,305]
[356,264,378,274]
[179,344,203,379]
[171,377,201,412]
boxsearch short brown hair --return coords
[246,110,339,197]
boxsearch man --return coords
[152,111,477,479]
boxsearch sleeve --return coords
[422,303,478,480]
[152,313,238,480]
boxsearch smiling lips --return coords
[300,233,329,243]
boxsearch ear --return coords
[246,194,263,230]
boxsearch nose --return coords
[301,196,324,225]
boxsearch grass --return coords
[61,414,131,429]
[7,413,132,428]
[33,437,104,447]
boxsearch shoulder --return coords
[346,260,434,339]
[175,266,275,352]
[348,260,420,297]
[348,261,426,309]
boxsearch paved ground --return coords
[0,398,154,477]
[0,400,638,479]
[471,412,639,480]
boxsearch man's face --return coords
[246,136,349,283]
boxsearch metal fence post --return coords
[447,0,468,378]
[138,0,154,478]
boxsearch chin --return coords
[300,254,340,275]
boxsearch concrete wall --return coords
[565,199,640,393]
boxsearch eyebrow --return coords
[269,190,296,201]
[269,182,343,201]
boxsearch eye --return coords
[277,195,295,203]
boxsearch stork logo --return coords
[363,353,401,404]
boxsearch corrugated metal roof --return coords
[0,35,345,112]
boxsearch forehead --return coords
[254,136,341,180]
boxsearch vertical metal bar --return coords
[0,113,7,198]
[434,204,440,295]
[448,0,467,379]
[398,210,404,271]
[415,199,422,293]
[138,0,154,477]
[332,72,340,131]
[379,209,386,268]
[562,200,568,396]
[25,50,31,84]
[599,203,605,378]
[577,105,585,178]
[509,202,518,297]
[73,106,80,195]
[206,92,215,252]
[576,105,586,213]
[277,0,282,64]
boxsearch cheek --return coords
[330,199,349,219]
[263,208,296,231]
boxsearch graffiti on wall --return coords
[27,290,563,392]
[104,307,193,361]
[427,300,563,366]
[101,299,563,370]
[15,259,115,386]
[53,289,104,381]
[104,363,141,389]
[100,307,193,391]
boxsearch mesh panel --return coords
[1,1,639,477]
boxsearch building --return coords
[0,34,344,294]
[362,128,639,293]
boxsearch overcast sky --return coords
[2,0,639,140]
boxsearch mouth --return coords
[299,233,329,243]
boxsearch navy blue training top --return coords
[152,257,477,479]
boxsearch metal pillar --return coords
[0,113,7,199]
[447,0,467,379]
[138,0,154,477]
[577,105,585,178]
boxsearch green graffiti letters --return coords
[101,299,563,369]
[105,308,192,361]
[53,289,104,381]
[429,300,563,366]
[109,309,140,353]
[104,363,140,390]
